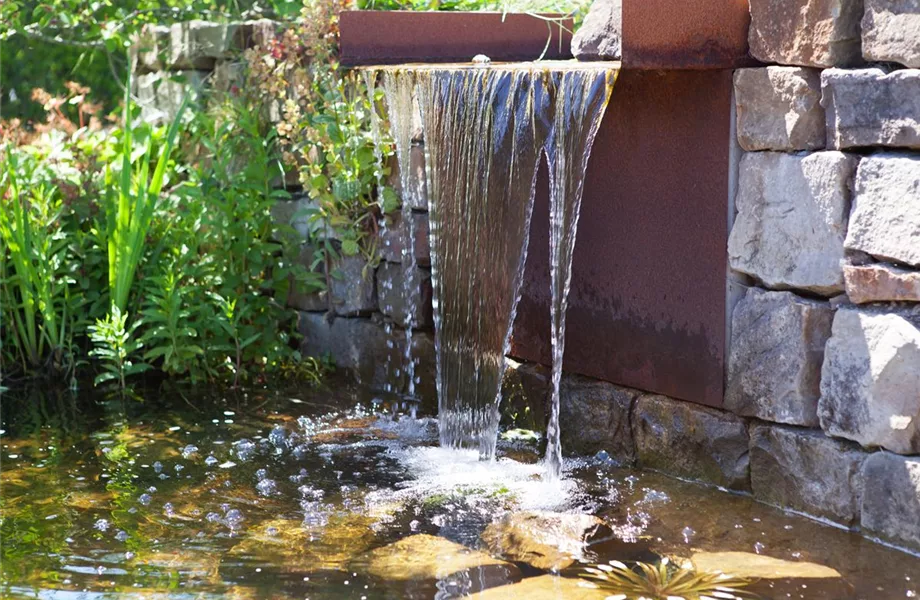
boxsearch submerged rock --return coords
[480,511,609,571]
[354,534,520,588]
[474,574,610,599]
[691,551,841,579]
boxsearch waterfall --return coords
[370,63,616,471]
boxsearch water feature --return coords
[369,63,615,471]
[2,381,918,599]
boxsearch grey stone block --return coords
[862,0,920,68]
[750,424,867,525]
[559,374,638,464]
[845,154,920,267]
[819,307,920,454]
[376,262,433,329]
[298,313,396,389]
[861,451,920,550]
[726,288,834,427]
[734,67,825,152]
[571,0,622,60]
[748,0,864,67]
[822,68,920,150]
[377,209,430,267]
[633,394,750,490]
[135,71,207,125]
[130,24,169,74]
[728,151,856,295]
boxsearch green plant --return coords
[139,269,204,378]
[0,152,78,377]
[581,559,757,600]
[103,73,187,313]
[88,305,149,389]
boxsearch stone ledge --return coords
[733,67,825,152]
[822,69,920,150]
[632,394,750,491]
[726,288,834,427]
[750,423,867,526]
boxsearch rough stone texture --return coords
[410,332,438,408]
[481,511,608,571]
[862,0,920,68]
[632,394,750,490]
[298,313,396,388]
[750,424,867,525]
[376,262,433,329]
[501,359,550,433]
[571,0,622,60]
[356,534,520,590]
[845,154,920,267]
[135,70,208,124]
[726,288,834,427]
[861,451,920,550]
[819,307,920,454]
[270,195,316,245]
[728,151,856,295]
[558,374,638,464]
[844,263,920,304]
[131,24,170,74]
[734,67,826,152]
[327,256,377,316]
[168,20,239,69]
[822,68,920,150]
[377,210,430,267]
[474,575,609,600]
[387,145,428,210]
[286,244,327,312]
[748,0,864,67]
[691,551,842,579]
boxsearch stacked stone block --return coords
[724,0,920,551]
[131,19,281,123]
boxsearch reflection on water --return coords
[1,380,918,599]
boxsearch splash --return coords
[371,63,616,470]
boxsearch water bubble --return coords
[255,468,269,481]
[159,473,170,480]
[266,526,279,537]
[153,461,163,473]
[163,502,175,517]
[410,519,420,531]
[224,509,244,529]
[754,542,765,554]
[115,530,129,542]
[205,455,218,466]
[147,486,157,493]
[269,425,287,447]
[682,526,696,544]
[125,551,135,560]
[206,512,221,523]
[96,565,106,575]
[181,444,199,459]
[174,464,184,473]
[94,519,110,532]
[256,479,278,496]
[234,439,256,461]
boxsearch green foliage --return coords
[103,74,187,314]
[88,305,150,389]
[0,152,79,377]
[581,559,757,600]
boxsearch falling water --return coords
[543,69,616,479]
[371,63,616,468]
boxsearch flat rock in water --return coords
[355,534,520,585]
[473,574,609,599]
[691,551,841,579]
[480,511,609,571]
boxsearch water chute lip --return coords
[353,61,622,73]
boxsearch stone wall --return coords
[723,0,920,551]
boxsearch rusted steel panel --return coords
[622,0,755,69]
[339,11,573,66]
[511,70,732,407]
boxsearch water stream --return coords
[370,63,615,473]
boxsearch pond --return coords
[1,379,918,599]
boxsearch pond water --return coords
[2,379,918,599]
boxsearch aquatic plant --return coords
[581,558,756,600]
[89,305,149,390]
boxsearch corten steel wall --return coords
[340,3,751,408]
[510,70,733,407]
[339,11,573,65]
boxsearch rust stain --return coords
[339,11,573,66]
[511,70,732,407]
[622,0,755,69]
